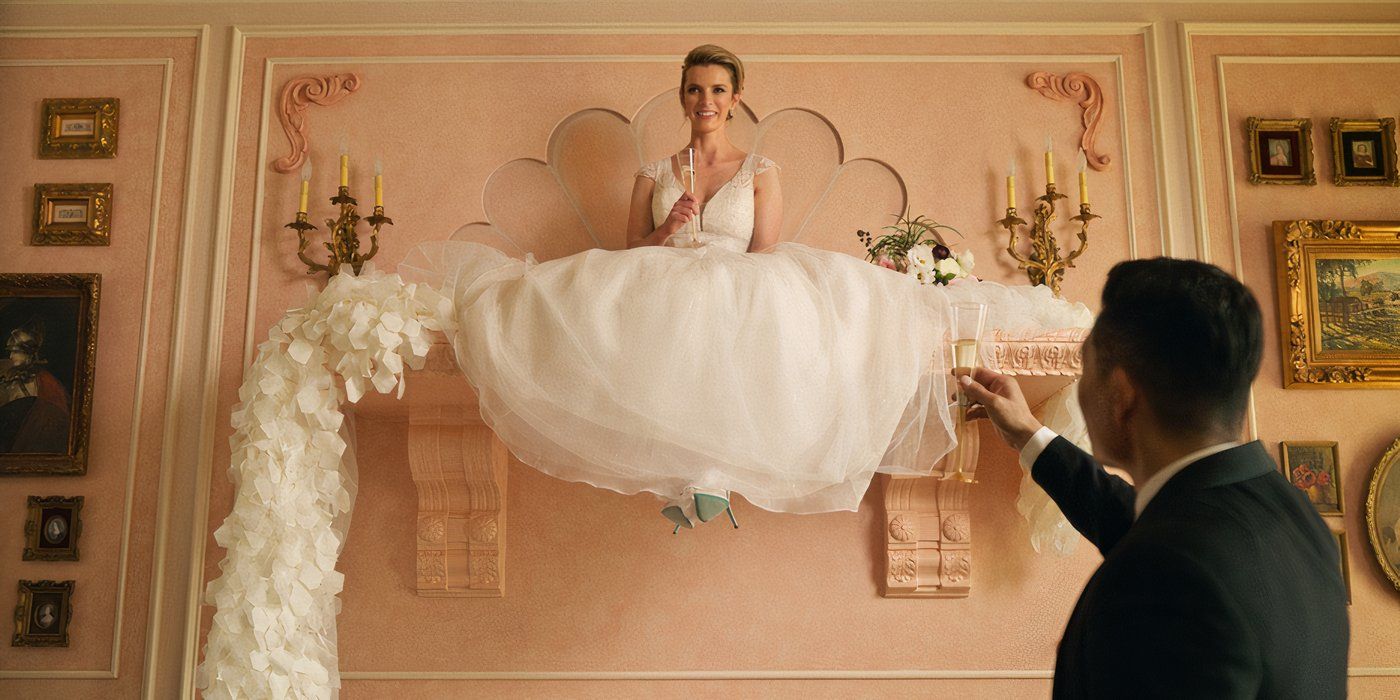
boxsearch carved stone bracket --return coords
[272,73,363,174]
[1026,71,1110,172]
[407,405,508,597]
[882,330,1085,598]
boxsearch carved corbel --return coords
[407,405,508,597]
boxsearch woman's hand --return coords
[661,192,701,237]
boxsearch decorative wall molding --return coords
[271,72,362,173]
[1026,71,1111,171]
[0,53,185,682]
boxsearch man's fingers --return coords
[958,375,998,407]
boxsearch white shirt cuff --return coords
[1018,426,1058,472]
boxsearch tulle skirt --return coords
[400,241,956,514]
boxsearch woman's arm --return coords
[748,167,783,252]
[627,176,698,248]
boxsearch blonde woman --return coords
[405,45,954,533]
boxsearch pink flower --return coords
[877,256,897,270]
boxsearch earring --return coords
[727,110,734,120]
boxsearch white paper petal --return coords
[199,267,441,698]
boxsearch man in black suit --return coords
[960,258,1348,698]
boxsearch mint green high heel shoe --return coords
[694,492,739,529]
[661,504,694,534]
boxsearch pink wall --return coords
[0,35,199,697]
[1,5,1398,699]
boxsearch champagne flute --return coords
[684,147,700,244]
[945,302,987,483]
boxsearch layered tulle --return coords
[402,240,958,513]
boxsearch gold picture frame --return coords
[0,273,101,475]
[1281,441,1343,515]
[23,495,84,561]
[12,580,73,647]
[1366,436,1400,595]
[39,97,118,159]
[1334,530,1352,605]
[1247,117,1315,185]
[1274,219,1400,388]
[1330,118,1399,187]
[33,183,112,246]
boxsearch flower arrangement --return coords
[857,211,974,285]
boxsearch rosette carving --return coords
[942,513,971,543]
[888,514,915,542]
[417,515,445,545]
[1026,71,1110,171]
[272,73,364,173]
[469,516,498,544]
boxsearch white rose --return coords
[935,257,964,278]
[906,244,935,272]
[955,249,975,274]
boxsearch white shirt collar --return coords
[1133,441,1241,518]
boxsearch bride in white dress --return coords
[403,45,956,531]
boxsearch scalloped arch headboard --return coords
[437,90,910,262]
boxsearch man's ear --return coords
[1108,366,1138,426]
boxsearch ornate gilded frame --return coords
[39,97,118,158]
[1274,220,1400,388]
[32,183,113,246]
[12,580,73,647]
[1366,437,1400,595]
[1280,440,1343,515]
[1248,117,1315,185]
[23,495,84,561]
[1330,118,1399,187]
[0,273,101,475]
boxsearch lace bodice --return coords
[637,153,778,252]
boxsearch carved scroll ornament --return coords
[1026,71,1110,171]
[272,73,363,174]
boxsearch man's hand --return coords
[959,367,1043,452]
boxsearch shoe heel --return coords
[694,493,730,523]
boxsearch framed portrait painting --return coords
[12,580,73,647]
[24,495,84,561]
[1274,220,1400,388]
[1248,118,1316,185]
[39,97,118,159]
[1330,118,1399,187]
[0,274,100,475]
[1367,437,1400,595]
[1282,441,1343,514]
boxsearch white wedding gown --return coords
[401,153,957,514]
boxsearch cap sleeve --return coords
[635,159,665,181]
[753,155,779,175]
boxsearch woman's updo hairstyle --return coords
[679,44,744,120]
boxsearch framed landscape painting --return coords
[1274,220,1400,388]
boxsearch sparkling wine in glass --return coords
[946,302,987,483]
[683,147,700,244]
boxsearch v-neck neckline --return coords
[669,153,750,208]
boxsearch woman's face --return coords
[682,64,740,135]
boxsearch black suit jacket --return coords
[1033,437,1349,699]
